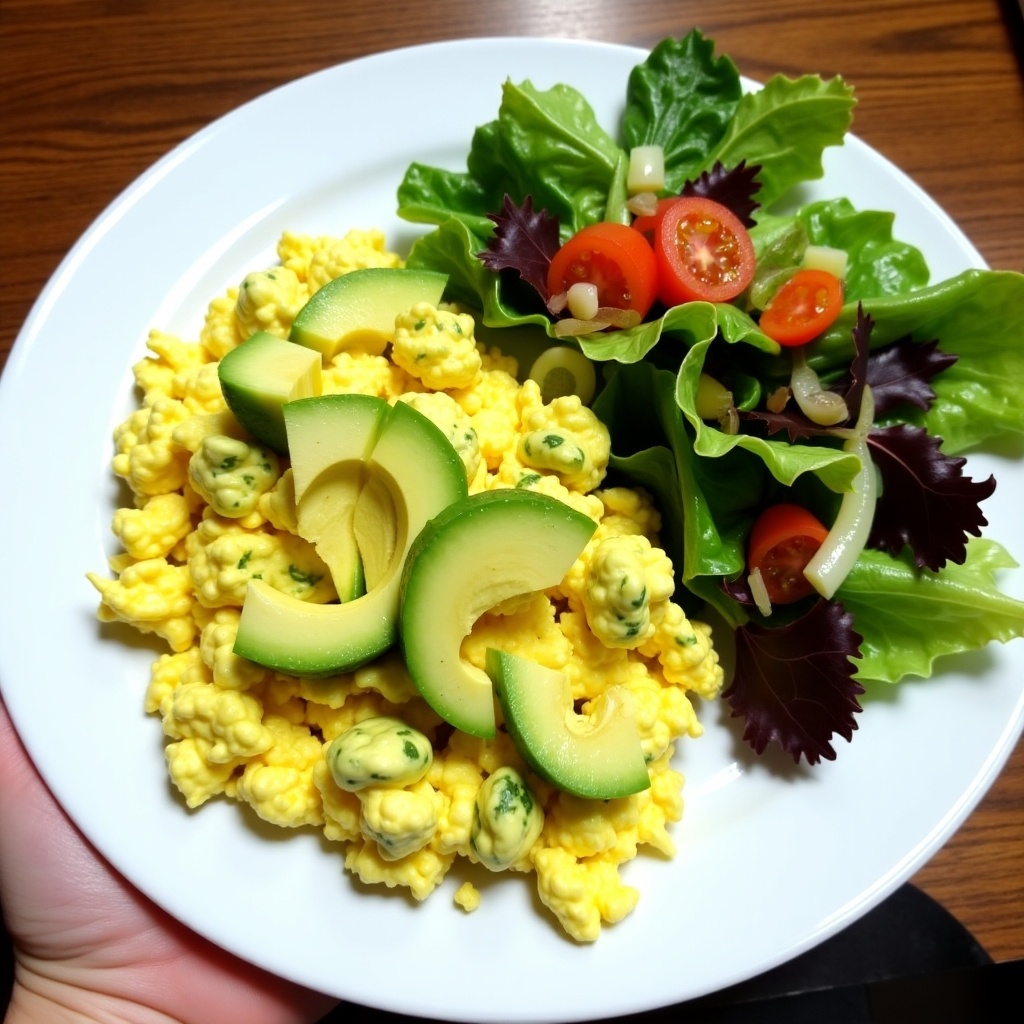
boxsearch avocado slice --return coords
[283,394,390,602]
[486,649,650,799]
[292,463,366,603]
[217,331,321,453]
[351,460,397,591]
[234,396,467,676]
[284,393,389,502]
[289,267,448,359]
[398,489,596,738]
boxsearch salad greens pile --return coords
[395,31,1024,764]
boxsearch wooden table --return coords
[2,0,1021,984]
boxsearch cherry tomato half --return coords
[652,196,756,307]
[758,268,844,347]
[547,221,658,319]
[747,503,830,605]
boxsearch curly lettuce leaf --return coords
[837,538,1024,682]
[677,339,863,494]
[406,217,551,329]
[815,269,1024,453]
[864,337,957,418]
[683,159,763,228]
[396,162,495,235]
[592,361,751,603]
[867,425,996,570]
[398,78,622,239]
[702,74,855,209]
[752,198,930,302]
[477,194,561,299]
[468,80,623,237]
[622,31,743,194]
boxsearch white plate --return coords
[1,37,1022,1024]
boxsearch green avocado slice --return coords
[398,489,596,738]
[284,394,389,602]
[289,267,447,359]
[485,649,651,799]
[293,462,366,603]
[234,396,467,676]
[217,331,321,454]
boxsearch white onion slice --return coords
[626,191,659,218]
[790,348,848,426]
[803,387,878,599]
[552,307,641,337]
[748,567,773,617]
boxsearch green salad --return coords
[394,30,1024,764]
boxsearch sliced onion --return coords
[748,567,773,617]
[552,307,641,337]
[766,385,791,413]
[717,405,740,435]
[790,348,848,426]
[626,191,659,217]
[803,387,877,599]
[547,291,568,315]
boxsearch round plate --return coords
[1,37,1021,1024]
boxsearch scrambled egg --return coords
[87,229,725,943]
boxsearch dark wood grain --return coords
[1,0,1021,969]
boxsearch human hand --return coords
[0,696,338,1023]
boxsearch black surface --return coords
[2,883,1017,1021]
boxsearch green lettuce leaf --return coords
[814,269,1024,453]
[592,361,751,620]
[578,300,719,364]
[703,74,856,208]
[395,162,495,234]
[468,80,623,237]
[622,31,743,194]
[752,198,930,302]
[593,357,858,595]
[676,339,862,493]
[397,78,623,239]
[837,538,1024,681]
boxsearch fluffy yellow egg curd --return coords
[87,228,725,943]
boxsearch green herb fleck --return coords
[288,565,323,586]
[494,777,531,816]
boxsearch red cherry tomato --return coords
[546,221,658,319]
[758,268,844,347]
[652,196,756,307]
[747,503,830,605]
